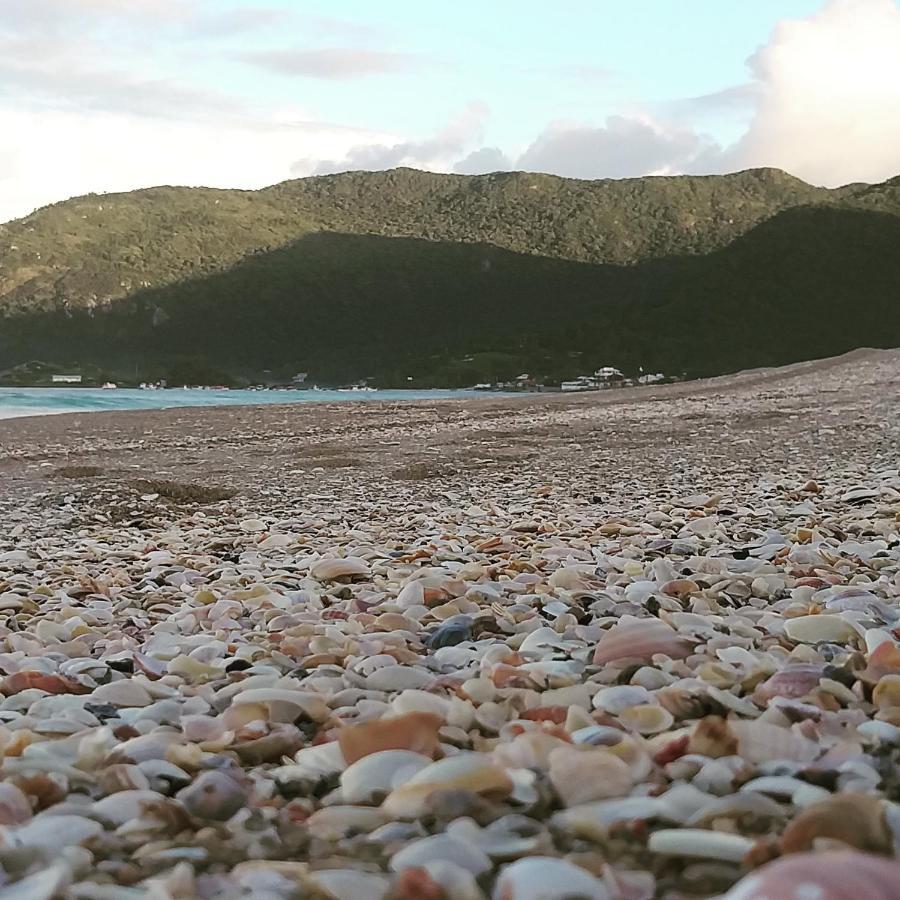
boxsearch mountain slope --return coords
[3,203,899,386]
[4,166,888,318]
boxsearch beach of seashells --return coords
[0,350,898,898]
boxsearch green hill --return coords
[1,168,898,385]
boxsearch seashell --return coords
[305,806,390,840]
[739,776,830,804]
[685,790,786,827]
[617,704,674,735]
[723,851,900,900]
[783,614,856,644]
[392,867,450,900]
[492,856,610,900]
[180,714,227,743]
[308,870,391,900]
[873,674,900,710]
[548,746,634,806]
[446,814,549,860]
[495,731,572,772]
[175,771,248,820]
[228,688,329,723]
[0,813,104,849]
[340,749,432,804]
[390,833,492,876]
[728,719,819,764]
[337,711,443,764]
[593,618,694,666]
[689,716,819,764]
[551,797,664,839]
[0,671,91,696]
[90,680,153,707]
[232,723,303,765]
[92,789,166,826]
[310,557,371,581]
[0,863,71,900]
[382,753,514,819]
[647,828,754,861]
[593,685,654,714]
[0,783,32,825]
[660,579,700,599]
[779,792,893,855]
[365,666,434,691]
[98,764,151,794]
[752,663,824,705]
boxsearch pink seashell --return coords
[723,851,900,899]
[752,664,824,705]
[593,619,694,666]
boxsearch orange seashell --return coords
[0,671,91,696]
[688,716,739,757]
[593,619,694,666]
[779,793,893,856]
[660,579,700,598]
[653,734,689,765]
[337,711,444,764]
[725,851,900,899]
[860,640,900,683]
[394,867,447,900]
[521,706,568,724]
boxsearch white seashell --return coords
[310,557,370,581]
[539,684,592,709]
[390,833,492,876]
[685,791,786,826]
[730,719,820,764]
[0,863,71,900]
[228,688,329,723]
[593,685,654,714]
[551,797,664,838]
[90,680,153,707]
[519,627,573,653]
[382,753,514,818]
[656,783,719,824]
[340,750,431,804]
[306,806,389,840]
[618,704,674,735]
[647,828,754,861]
[239,518,266,532]
[783,615,856,644]
[739,776,831,805]
[278,742,347,784]
[0,814,104,850]
[365,667,433,691]
[492,857,610,900]
[92,790,165,826]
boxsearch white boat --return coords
[101,382,118,389]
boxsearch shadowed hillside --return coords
[3,205,898,385]
[3,166,900,320]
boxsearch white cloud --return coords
[299,102,490,175]
[516,116,719,180]
[238,47,423,80]
[0,108,392,223]
[724,0,900,185]
[454,147,513,175]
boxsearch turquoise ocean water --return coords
[0,387,502,420]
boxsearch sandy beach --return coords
[0,348,898,897]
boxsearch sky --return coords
[2,0,900,222]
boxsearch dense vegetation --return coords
[1,168,898,385]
